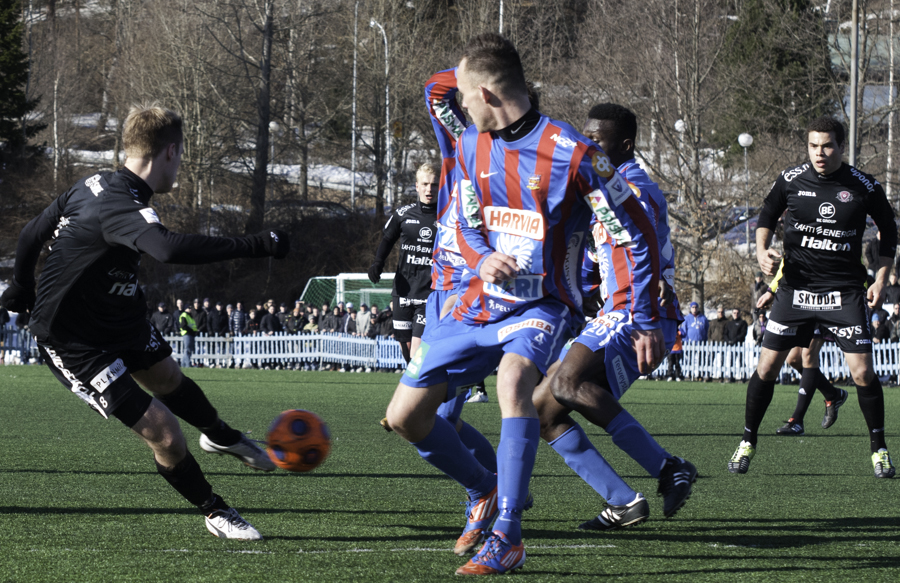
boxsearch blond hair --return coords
[415,163,438,183]
[122,103,183,160]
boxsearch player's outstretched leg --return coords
[135,398,262,540]
[821,384,848,430]
[135,360,274,471]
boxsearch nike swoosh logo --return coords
[480,171,497,179]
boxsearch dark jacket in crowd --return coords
[195,307,209,333]
[150,310,176,335]
[208,308,229,335]
[260,312,283,334]
[376,309,393,337]
[230,309,248,336]
[724,317,749,345]
[708,316,727,343]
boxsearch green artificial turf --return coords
[2,367,899,582]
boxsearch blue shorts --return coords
[402,297,574,401]
[436,390,469,424]
[561,310,678,400]
[422,289,456,342]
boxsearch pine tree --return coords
[0,0,44,161]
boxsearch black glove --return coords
[256,229,290,259]
[1,279,36,313]
[368,262,383,284]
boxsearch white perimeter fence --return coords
[3,325,899,380]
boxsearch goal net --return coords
[300,273,396,310]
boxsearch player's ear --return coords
[621,137,634,157]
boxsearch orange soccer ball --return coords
[266,409,331,472]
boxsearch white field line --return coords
[32,543,617,556]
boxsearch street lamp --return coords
[370,19,392,209]
[738,133,753,257]
[351,0,359,211]
[675,120,686,205]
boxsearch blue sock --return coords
[493,417,538,545]
[413,415,495,500]
[458,421,498,473]
[549,423,636,506]
[606,410,670,478]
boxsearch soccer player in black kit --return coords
[729,116,897,478]
[368,163,438,363]
[1,104,290,539]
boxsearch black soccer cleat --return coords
[776,420,804,436]
[578,493,649,531]
[822,389,848,429]
[657,457,698,518]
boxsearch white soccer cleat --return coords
[467,391,489,403]
[199,433,276,471]
[205,508,263,540]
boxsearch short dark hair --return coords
[807,116,845,146]
[460,33,527,97]
[587,103,638,144]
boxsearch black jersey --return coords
[28,170,161,349]
[758,162,897,293]
[375,201,437,300]
[18,168,280,350]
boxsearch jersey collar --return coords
[118,167,155,205]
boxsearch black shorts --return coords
[39,321,173,427]
[762,284,871,354]
[392,294,428,342]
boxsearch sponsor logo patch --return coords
[783,164,808,182]
[611,355,630,392]
[605,172,633,206]
[85,174,104,196]
[837,190,853,203]
[827,325,863,339]
[392,320,413,330]
[585,191,633,247]
[818,202,835,219]
[90,359,126,393]
[419,227,433,239]
[591,152,615,178]
[527,174,542,190]
[139,208,160,224]
[484,275,544,302]
[792,290,841,311]
[798,190,817,197]
[460,179,482,229]
[766,320,797,336]
[405,342,430,379]
[484,206,544,240]
[800,236,850,252]
[550,133,577,148]
[497,318,555,342]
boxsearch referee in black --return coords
[728,116,897,478]
[1,103,290,539]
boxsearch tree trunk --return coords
[245,0,275,234]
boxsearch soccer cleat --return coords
[454,486,499,556]
[728,441,756,474]
[199,433,276,472]
[379,417,393,432]
[467,390,489,403]
[872,449,895,479]
[822,389,848,429]
[455,531,525,575]
[657,457,698,517]
[776,420,804,436]
[578,493,649,531]
[205,508,263,540]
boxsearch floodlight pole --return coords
[371,19,391,209]
[351,0,359,211]
[739,133,753,258]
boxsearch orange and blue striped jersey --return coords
[451,117,662,329]
[424,68,468,291]
[584,160,683,325]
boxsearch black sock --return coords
[155,451,224,513]
[857,377,887,452]
[814,369,839,402]
[743,371,776,446]
[790,367,816,423]
[157,376,241,446]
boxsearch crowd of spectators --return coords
[147,297,396,340]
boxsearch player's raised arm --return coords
[575,145,660,331]
[425,68,466,158]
